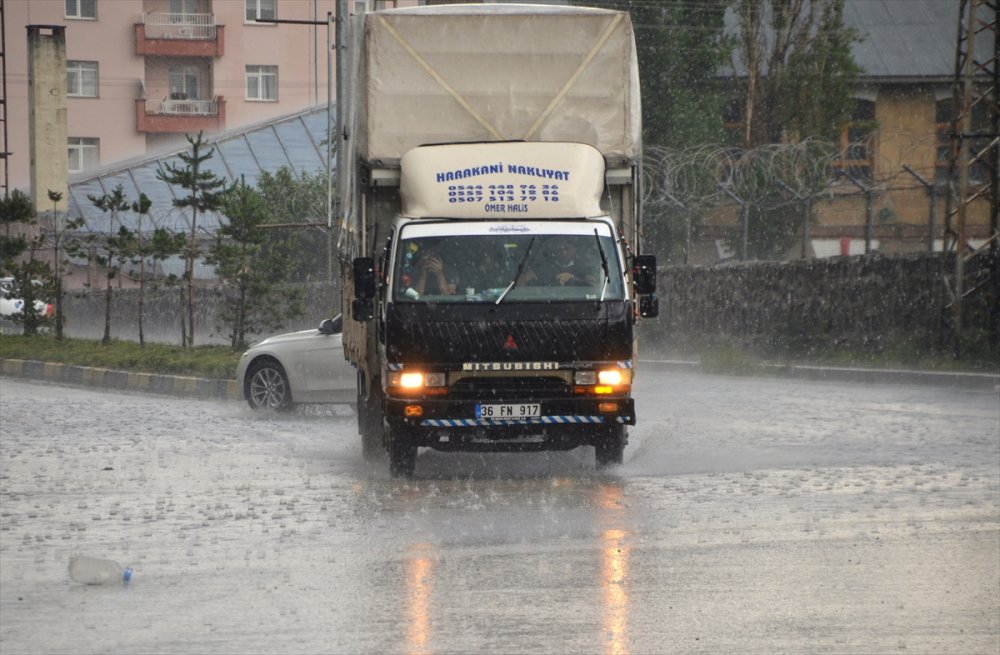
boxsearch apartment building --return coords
[3,0,342,194]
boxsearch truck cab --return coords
[350,142,657,476]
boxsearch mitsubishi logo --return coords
[502,334,519,351]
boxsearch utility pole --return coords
[945,0,999,356]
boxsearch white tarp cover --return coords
[362,4,641,165]
[399,142,605,219]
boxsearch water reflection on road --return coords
[352,466,636,655]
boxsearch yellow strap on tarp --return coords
[523,13,624,141]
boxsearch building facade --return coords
[3,0,343,196]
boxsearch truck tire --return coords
[595,424,626,468]
[358,372,382,462]
[387,426,417,478]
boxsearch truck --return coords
[337,3,658,477]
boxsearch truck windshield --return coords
[392,226,625,304]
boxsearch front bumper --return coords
[385,395,634,450]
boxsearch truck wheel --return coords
[358,372,382,462]
[387,426,417,478]
[595,424,626,468]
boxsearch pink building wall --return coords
[3,0,340,195]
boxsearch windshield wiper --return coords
[495,237,536,305]
[594,229,611,302]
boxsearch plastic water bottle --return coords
[68,555,133,585]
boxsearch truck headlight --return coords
[598,369,625,386]
[390,371,446,389]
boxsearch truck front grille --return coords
[448,376,570,400]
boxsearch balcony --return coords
[135,14,225,58]
[136,96,226,134]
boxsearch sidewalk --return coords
[2,357,997,401]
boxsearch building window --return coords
[246,65,277,101]
[835,99,876,183]
[169,66,201,100]
[169,0,200,24]
[68,138,99,173]
[67,61,98,97]
[936,97,990,183]
[246,0,276,22]
[65,0,96,19]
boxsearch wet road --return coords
[0,372,998,654]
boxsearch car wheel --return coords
[595,423,626,468]
[245,359,293,411]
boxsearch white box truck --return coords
[337,3,658,476]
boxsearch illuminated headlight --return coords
[598,369,626,386]
[390,371,446,389]
[399,372,424,389]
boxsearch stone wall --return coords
[642,253,994,355]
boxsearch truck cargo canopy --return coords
[361,4,641,166]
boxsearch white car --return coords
[236,315,356,410]
[0,277,53,322]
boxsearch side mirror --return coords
[633,254,657,295]
[352,298,374,322]
[319,314,343,335]
[639,295,659,318]
[353,257,376,300]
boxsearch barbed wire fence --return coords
[642,131,953,264]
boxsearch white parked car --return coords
[236,315,356,410]
[0,277,53,322]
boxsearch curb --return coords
[0,358,241,401]
[639,358,1000,391]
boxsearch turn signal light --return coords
[404,405,423,417]
[598,402,619,413]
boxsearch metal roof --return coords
[725,0,987,82]
[67,105,332,237]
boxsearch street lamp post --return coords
[256,12,336,280]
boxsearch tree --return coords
[575,1,733,149]
[1,192,53,335]
[208,178,303,350]
[255,167,329,282]
[156,131,230,347]
[88,185,134,345]
[728,0,860,259]
[736,0,861,147]
[42,190,84,340]
[0,190,32,268]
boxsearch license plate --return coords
[475,403,541,419]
